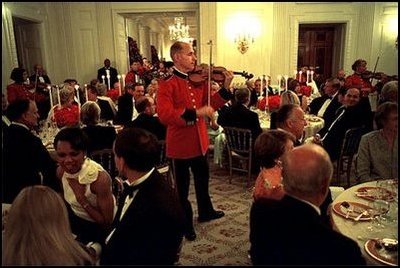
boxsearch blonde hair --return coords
[3,186,93,265]
[280,90,300,107]
[81,101,101,125]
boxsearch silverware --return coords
[354,210,369,221]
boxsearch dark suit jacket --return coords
[311,94,342,134]
[125,113,166,141]
[217,103,263,142]
[96,97,115,121]
[82,125,116,154]
[2,124,60,203]
[115,93,134,125]
[100,170,185,265]
[97,66,119,89]
[249,195,366,265]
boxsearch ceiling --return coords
[124,11,197,39]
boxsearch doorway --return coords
[12,16,44,76]
[297,23,345,83]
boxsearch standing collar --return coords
[173,67,188,79]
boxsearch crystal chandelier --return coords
[169,17,190,41]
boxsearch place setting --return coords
[364,238,398,266]
[354,180,398,202]
[332,201,376,221]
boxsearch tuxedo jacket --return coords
[311,94,342,133]
[97,66,119,89]
[2,124,60,203]
[125,113,166,141]
[82,125,116,153]
[249,195,366,265]
[100,170,185,265]
[96,97,116,121]
[115,93,134,125]
[217,103,263,142]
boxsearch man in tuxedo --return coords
[2,99,60,203]
[100,128,185,265]
[125,96,166,141]
[308,77,342,129]
[97,58,119,90]
[250,144,366,265]
[115,82,145,125]
[275,104,307,146]
[86,85,116,122]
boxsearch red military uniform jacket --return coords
[7,83,35,104]
[344,73,374,92]
[157,69,232,159]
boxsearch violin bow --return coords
[207,40,213,107]
[370,55,380,83]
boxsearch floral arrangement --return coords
[257,95,281,111]
[107,89,120,102]
[53,104,79,128]
[300,85,312,97]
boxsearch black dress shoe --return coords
[198,210,225,223]
[185,230,196,241]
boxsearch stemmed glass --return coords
[373,199,390,228]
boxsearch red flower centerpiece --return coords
[257,95,281,112]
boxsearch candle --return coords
[299,71,302,83]
[48,85,53,109]
[294,70,297,79]
[265,78,269,110]
[284,75,289,91]
[74,85,81,124]
[277,75,282,95]
[306,70,310,83]
[117,75,122,96]
[310,70,314,81]
[84,84,88,101]
[101,75,105,84]
[57,85,61,106]
[106,75,111,90]
[121,74,126,90]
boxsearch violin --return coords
[188,65,254,86]
[361,71,398,81]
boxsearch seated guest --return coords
[314,87,370,162]
[106,82,122,104]
[379,80,398,104]
[249,144,366,265]
[288,79,308,111]
[355,102,398,181]
[246,79,258,108]
[2,185,95,265]
[81,101,116,153]
[100,128,185,265]
[253,130,295,201]
[308,78,342,129]
[3,99,60,204]
[115,82,145,125]
[87,84,116,122]
[217,87,262,143]
[54,127,116,245]
[51,86,80,128]
[275,104,307,146]
[280,89,300,107]
[124,96,166,141]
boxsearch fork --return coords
[354,210,369,221]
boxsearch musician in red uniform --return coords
[6,67,35,105]
[157,41,234,241]
[344,59,374,97]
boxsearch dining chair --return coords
[335,127,367,188]
[222,126,253,187]
[89,148,122,200]
[156,140,175,190]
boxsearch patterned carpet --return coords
[177,163,255,266]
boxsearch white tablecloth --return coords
[331,180,398,265]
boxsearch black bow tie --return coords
[122,182,141,198]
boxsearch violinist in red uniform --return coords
[157,41,234,241]
[6,67,35,105]
[344,59,374,97]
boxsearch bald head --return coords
[282,144,333,205]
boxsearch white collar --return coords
[11,121,30,130]
[125,167,155,187]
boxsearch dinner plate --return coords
[355,186,395,202]
[365,239,398,266]
[332,201,373,221]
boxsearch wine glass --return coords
[373,199,390,228]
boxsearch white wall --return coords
[2,2,398,95]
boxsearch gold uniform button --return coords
[193,105,196,109]
[190,93,194,96]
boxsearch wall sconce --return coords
[234,33,255,54]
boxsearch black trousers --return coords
[172,154,215,232]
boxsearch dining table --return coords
[331,179,398,266]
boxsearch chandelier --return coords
[169,17,190,41]
[234,33,255,54]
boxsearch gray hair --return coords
[282,144,333,198]
[80,101,101,125]
[381,81,398,102]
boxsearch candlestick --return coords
[57,85,61,106]
[294,70,297,79]
[277,75,282,95]
[48,85,53,109]
[121,74,126,91]
[101,75,105,84]
[284,75,289,91]
[106,75,111,90]
[306,70,310,83]
[298,71,302,83]
[84,84,88,101]
[117,75,122,96]
[310,70,314,81]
